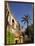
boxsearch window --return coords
[12,19,14,23]
[12,19,14,28]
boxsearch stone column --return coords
[20,36,23,43]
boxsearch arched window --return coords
[12,19,14,23]
[12,19,14,28]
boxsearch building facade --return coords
[5,2,24,44]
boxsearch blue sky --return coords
[8,2,33,29]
